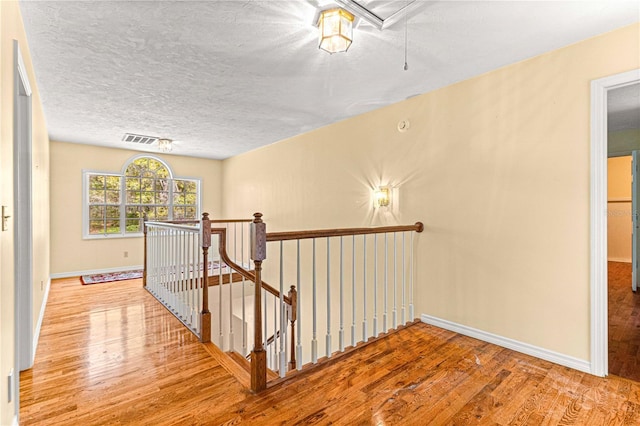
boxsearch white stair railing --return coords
[144,219,208,339]
[264,222,424,370]
[208,219,253,354]
[143,213,422,393]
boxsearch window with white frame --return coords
[84,155,200,238]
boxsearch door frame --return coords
[14,41,33,422]
[590,68,640,377]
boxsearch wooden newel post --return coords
[143,212,148,288]
[250,212,267,392]
[200,213,211,343]
[288,285,297,371]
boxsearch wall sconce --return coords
[317,8,354,54]
[374,186,391,208]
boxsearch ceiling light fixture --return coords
[317,8,354,54]
[157,138,173,153]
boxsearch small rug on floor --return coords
[81,270,143,285]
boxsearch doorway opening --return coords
[591,69,640,377]
[607,151,640,380]
[607,82,640,380]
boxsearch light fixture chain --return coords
[403,2,408,71]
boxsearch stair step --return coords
[207,271,254,287]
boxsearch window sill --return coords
[83,233,144,240]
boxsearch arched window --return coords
[83,155,200,238]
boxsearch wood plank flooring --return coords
[20,276,640,425]
[608,261,640,381]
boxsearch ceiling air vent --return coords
[122,133,158,145]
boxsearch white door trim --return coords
[590,68,640,377]
[13,40,33,426]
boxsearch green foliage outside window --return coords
[86,157,199,237]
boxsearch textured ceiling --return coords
[19,0,640,159]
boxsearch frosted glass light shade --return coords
[374,187,390,208]
[318,8,354,54]
[158,138,173,153]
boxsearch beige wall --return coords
[50,141,222,275]
[0,1,50,423]
[222,23,640,362]
[607,156,632,262]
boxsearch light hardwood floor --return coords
[20,277,640,425]
[608,261,640,381]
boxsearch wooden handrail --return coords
[211,227,293,306]
[147,218,251,225]
[152,219,200,225]
[245,330,282,360]
[266,222,424,242]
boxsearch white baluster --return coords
[326,237,332,358]
[373,233,378,338]
[241,223,247,356]
[273,296,277,372]
[393,232,397,329]
[229,223,236,352]
[192,229,197,331]
[195,230,200,329]
[279,241,286,377]
[296,240,302,370]
[158,227,162,300]
[185,229,189,321]
[180,229,184,322]
[402,232,406,325]
[197,228,202,331]
[339,236,344,352]
[410,231,414,320]
[179,230,182,314]
[219,240,224,351]
[189,231,195,326]
[167,230,170,301]
[351,235,356,347]
[172,229,177,309]
[168,229,178,312]
[263,287,267,348]
[363,235,367,342]
[312,238,318,364]
[161,228,166,302]
[185,230,190,325]
[176,230,180,318]
[166,228,170,302]
[384,233,388,333]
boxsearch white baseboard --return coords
[420,314,591,374]
[32,278,51,364]
[608,257,631,263]
[50,265,143,279]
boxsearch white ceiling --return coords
[19,0,640,159]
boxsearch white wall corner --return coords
[420,314,591,375]
[13,414,19,426]
[33,278,51,363]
